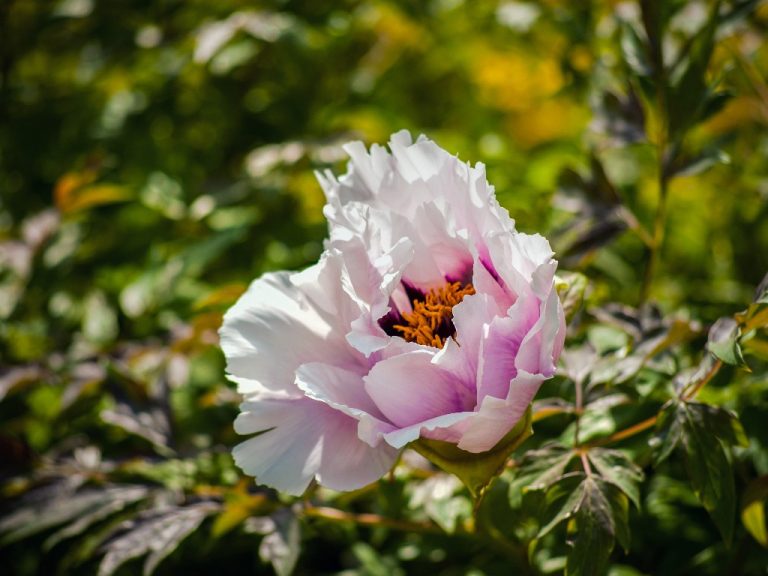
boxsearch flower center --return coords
[393,281,475,348]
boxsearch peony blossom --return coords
[220,131,565,495]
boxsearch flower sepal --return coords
[411,406,533,501]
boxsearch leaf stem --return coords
[680,358,723,401]
[302,505,444,534]
[574,378,584,446]
[591,415,658,447]
[588,357,723,447]
[580,451,593,476]
[640,14,670,305]
[639,137,669,304]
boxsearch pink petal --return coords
[432,292,498,389]
[383,411,474,448]
[456,370,545,453]
[476,299,535,401]
[295,362,395,447]
[516,288,563,376]
[364,350,474,428]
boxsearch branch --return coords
[302,505,444,534]
[588,357,723,447]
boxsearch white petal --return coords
[220,269,355,395]
[316,415,399,491]
[233,396,396,495]
[232,397,324,495]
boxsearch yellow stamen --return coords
[393,282,475,348]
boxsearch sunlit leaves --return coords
[707,317,746,367]
[54,171,133,215]
[0,483,150,547]
[97,502,219,576]
[508,443,575,506]
[247,509,302,576]
[409,474,471,533]
[741,476,768,548]
[556,272,588,321]
[587,449,644,510]
[512,443,641,573]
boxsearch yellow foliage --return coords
[471,46,564,112]
[508,98,587,147]
[288,170,329,224]
[55,170,132,214]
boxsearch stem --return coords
[580,451,592,476]
[680,358,723,401]
[639,138,669,303]
[532,404,574,422]
[573,378,584,446]
[591,415,658,447]
[639,13,670,305]
[302,505,444,534]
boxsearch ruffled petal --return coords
[475,298,536,401]
[432,292,498,388]
[516,287,564,376]
[232,397,324,495]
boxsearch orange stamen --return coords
[393,282,475,348]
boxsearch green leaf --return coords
[588,448,645,509]
[685,402,749,448]
[707,317,746,367]
[538,474,587,538]
[412,406,532,500]
[566,477,616,576]
[556,272,588,322]
[741,476,768,548]
[654,401,686,466]
[44,487,151,550]
[666,2,720,138]
[509,443,575,506]
[682,419,736,544]
[654,401,744,544]
[606,488,631,553]
[620,21,652,78]
[666,147,731,178]
[537,474,626,575]
[409,474,471,533]
[755,271,768,304]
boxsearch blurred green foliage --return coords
[1,0,768,575]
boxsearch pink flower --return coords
[220,131,565,495]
